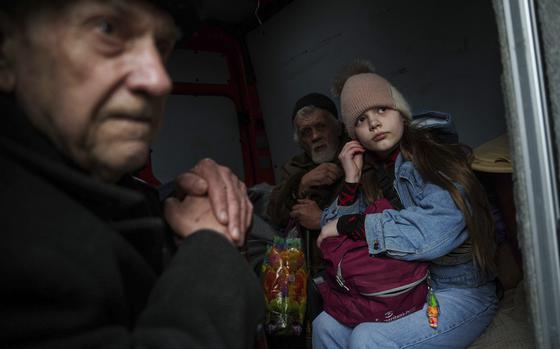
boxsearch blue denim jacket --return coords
[321,153,489,289]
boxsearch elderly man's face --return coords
[0,0,176,181]
[295,109,340,164]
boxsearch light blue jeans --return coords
[312,282,498,349]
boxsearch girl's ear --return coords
[0,13,16,92]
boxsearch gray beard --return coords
[311,145,337,164]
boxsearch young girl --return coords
[313,61,498,348]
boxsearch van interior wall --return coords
[246,0,507,180]
[151,50,245,184]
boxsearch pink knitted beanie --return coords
[340,73,411,138]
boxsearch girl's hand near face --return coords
[338,140,366,183]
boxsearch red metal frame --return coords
[171,25,275,187]
[138,24,275,187]
[136,151,162,187]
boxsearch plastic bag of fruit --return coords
[261,223,307,336]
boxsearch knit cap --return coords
[292,93,338,122]
[340,73,411,138]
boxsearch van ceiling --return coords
[196,0,294,31]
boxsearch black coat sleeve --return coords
[135,230,265,349]
[0,152,264,349]
[0,230,264,349]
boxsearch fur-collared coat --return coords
[267,151,345,229]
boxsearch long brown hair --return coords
[397,122,496,274]
[360,121,496,274]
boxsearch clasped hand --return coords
[298,163,343,196]
[164,158,253,246]
[290,199,322,230]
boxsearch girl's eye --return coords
[377,107,387,114]
[355,115,366,126]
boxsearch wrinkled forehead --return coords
[294,108,337,130]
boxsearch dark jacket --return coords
[267,140,347,230]
[0,97,264,349]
